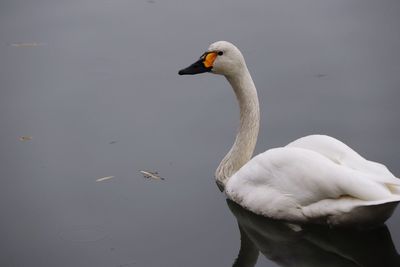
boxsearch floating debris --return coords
[10,42,46,47]
[314,73,327,78]
[96,176,115,182]
[139,170,164,180]
[19,136,32,141]
[109,140,118,144]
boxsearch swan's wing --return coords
[286,135,363,163]
[225,147,400,222]
[286,134,399,185]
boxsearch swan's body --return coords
[179,41,400,227]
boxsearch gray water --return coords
[1,0,400,266]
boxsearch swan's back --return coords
[287,135,397,182]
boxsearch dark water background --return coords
[1,0,399,266]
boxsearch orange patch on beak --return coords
[204,52,217,68]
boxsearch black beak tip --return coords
[178,59,210,76]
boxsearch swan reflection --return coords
[227,200,400,267]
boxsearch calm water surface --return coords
[1,0,400,266]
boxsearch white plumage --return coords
[227,135,400,226]
[179,41,400,227]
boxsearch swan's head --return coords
[178,41,246,77]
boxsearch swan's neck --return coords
[215,67,260,186]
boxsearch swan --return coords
[178,41,400,227]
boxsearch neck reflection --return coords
[227,200,400,267]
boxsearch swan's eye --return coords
[218,51,224,56]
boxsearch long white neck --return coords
[215,66,260,186]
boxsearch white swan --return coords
[179,41,400,227]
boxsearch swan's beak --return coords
[178,52,217,75]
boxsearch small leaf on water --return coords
[96,176,115,182]
[139,170,165,180]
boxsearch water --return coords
[0,0,399,266]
